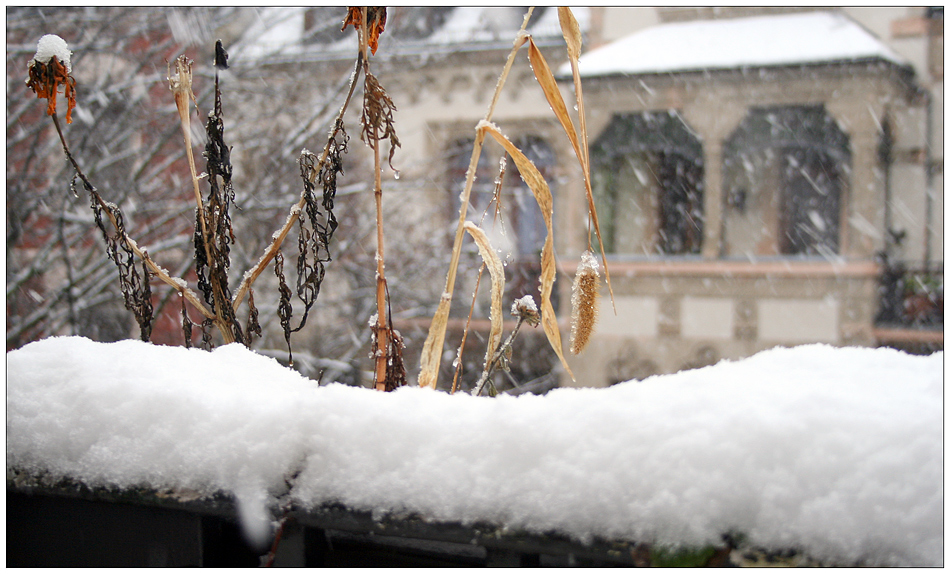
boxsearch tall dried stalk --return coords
[418,8,535,390]
[167,56,236,342]
[352,7,405,391]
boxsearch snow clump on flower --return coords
[29,34,72,73]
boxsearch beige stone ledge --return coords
[873,327,944,345]
[560,259,881,278]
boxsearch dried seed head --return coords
[511,295,541,327]
[570,250,600,355]
[167,55,197,114]
[167,55,193,94]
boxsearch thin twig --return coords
[472,315,527,397]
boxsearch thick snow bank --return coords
[6,337,942,565]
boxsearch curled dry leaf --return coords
[361,71,400,169]
[477,120,575,381]
[462,221,505,380]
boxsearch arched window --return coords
[722,106,850,258]
[590,111,704,256]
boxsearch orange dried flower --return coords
[26,35,77,124]
[341,6,387,55]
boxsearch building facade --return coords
[239,7,942,389]
[553,8,944,386]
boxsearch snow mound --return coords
[6,336,942,565]
[29,34,72,72]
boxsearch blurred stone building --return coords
[233,7,942,388]
[553,8,944,385]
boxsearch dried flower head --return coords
[570,250,600,355]
[342,7,387,55]
[511,295,541,327]
[167,54,197,113]
[25,34,77,123]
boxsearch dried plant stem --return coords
[169,59,234,343]
[51,114,215,324]
[472,314,527,397]
[450,264,484,394]
[371,119,390,390]
[359,8,393,391]
[418,7,534,390]
[231,52,363,311]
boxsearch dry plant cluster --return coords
[25,7,611,395]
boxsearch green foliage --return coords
[649,544,718,567]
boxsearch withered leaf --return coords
[477,120,575,381]
[463,221,505,379]
[527,35,615,314]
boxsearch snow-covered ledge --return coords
[7,337,942,566]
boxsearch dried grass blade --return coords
[557,7,582,64]
[462,222,505,378]
[527,34,616,314]
[526,37,580,161]
[477,121,575,381]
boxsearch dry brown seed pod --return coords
[570,250,600,355]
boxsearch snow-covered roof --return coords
[562,11,908,78]
[427,6,589,45]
